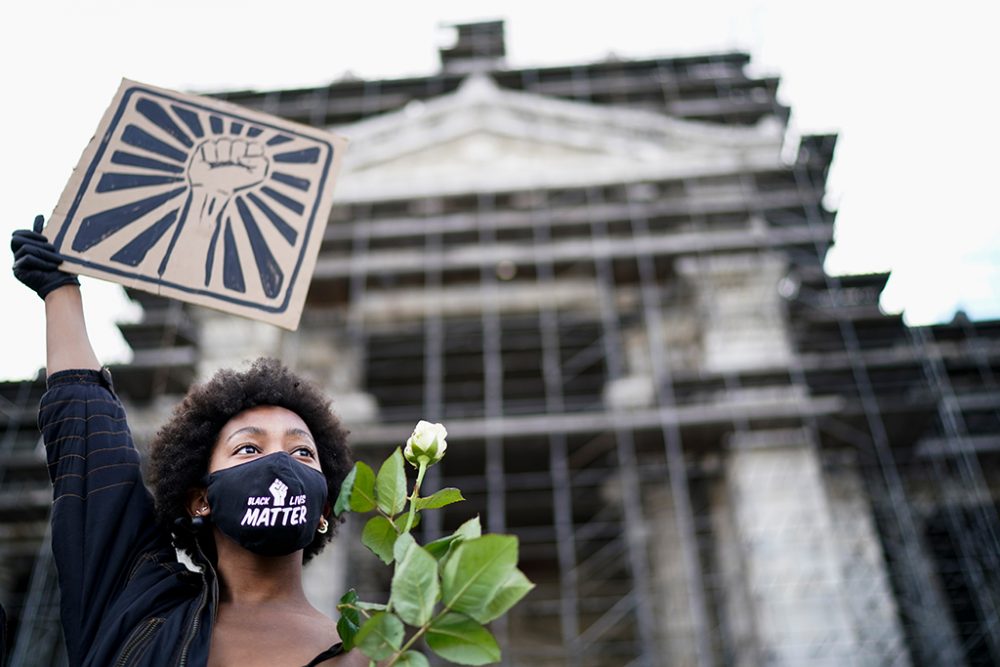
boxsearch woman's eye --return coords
[235,444,259,455]
[293,446,316,458]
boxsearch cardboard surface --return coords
[46,79,347,330]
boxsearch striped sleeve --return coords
[38,369,162,664]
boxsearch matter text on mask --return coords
[241,506,309,527]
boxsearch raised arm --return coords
[44,285,100,373]
[13,215,167,664]
[11,214,98,373]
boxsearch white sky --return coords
[1,0,998,380]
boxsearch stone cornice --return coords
[334,74,785,200]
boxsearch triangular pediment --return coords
[334,74,784,201]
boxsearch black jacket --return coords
[40,369,216,666]
[39,369,345,667]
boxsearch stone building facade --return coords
[2,20,999,667]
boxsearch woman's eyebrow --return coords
[226,425,266,442]
[286,428,316,443]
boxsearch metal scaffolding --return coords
[1,20,998,667]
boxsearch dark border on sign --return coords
[52,85,334,315]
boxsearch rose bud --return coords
[404,420,448,467]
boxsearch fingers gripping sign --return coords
[10,215,81,300]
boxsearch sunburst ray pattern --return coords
[51,83,339,319]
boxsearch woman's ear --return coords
[187,488,210,518]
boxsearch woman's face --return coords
[209,405,323,474]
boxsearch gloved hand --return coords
[11,215,80,299]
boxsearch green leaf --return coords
[376,448,407,516]
[350,462,378,513]
[334,462,378,515]
[394,511,420,534]
[468,567,534,623]
[415,487,465,511]
[391,539,440,626]
[338,588,359,604]
[425,516,482,560]
[394,651,430,667]
[362,515,398,564]
[424,535,455,560]
[354,612,404,661]
[453,516,482,540]
[426,612,501,665]
[393,531,416,564]
[441,535,518,618]
[336,589,360,651]
[333,466,357,516]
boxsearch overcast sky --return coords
[1,0,997,380]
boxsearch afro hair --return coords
[148,358,352,562]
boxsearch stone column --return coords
[676,253,791,374]
[194,309,284,382]
[823,460,913,666]
[708,475,761,667]
[284,324,378,425]
[725,429,862,666]
[602,294,699,410]
[194,309,378,423]
[646,485,701,667]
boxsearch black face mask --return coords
[205,452,328,556]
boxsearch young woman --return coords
[12,217,369,666]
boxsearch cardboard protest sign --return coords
[45,79,347,330]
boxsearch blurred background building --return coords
[3,19,1000,667]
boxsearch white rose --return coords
[404,420,448,467]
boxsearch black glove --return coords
[11,215,80,300]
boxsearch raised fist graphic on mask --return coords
[269,479,289,507]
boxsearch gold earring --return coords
[317,517,329,534]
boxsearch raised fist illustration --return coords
[188,138,269,197]
[269,478,289,507]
